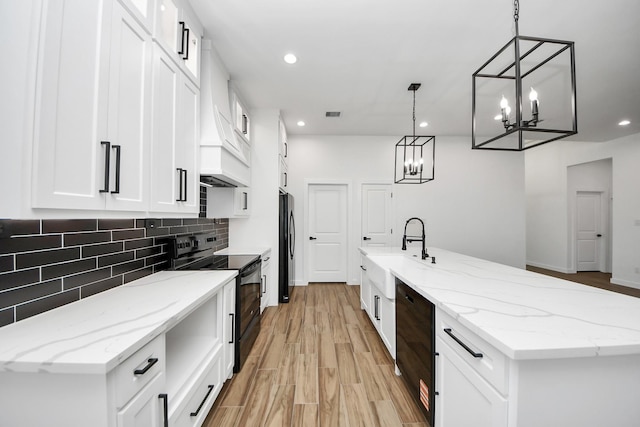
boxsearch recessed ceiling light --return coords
[297,121,305,127]
[419,121,428,128]
[284,53,297,64]
[618,119,631,126]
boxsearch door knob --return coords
[309,236,317,240]
[363,236,371,241]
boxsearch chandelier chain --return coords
[412,89,416,137]
[513,0,519,22]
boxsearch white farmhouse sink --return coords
[363,255,409,299]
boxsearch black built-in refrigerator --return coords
[279,193,295,302]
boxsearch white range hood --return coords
[200,40,250,187]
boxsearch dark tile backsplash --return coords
[0,217,228,327]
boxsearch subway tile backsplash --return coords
[0,217,229,327]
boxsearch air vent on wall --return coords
[325,111,341,117]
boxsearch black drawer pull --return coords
[158,394,168,427]
[444,328,483,358]
[134,357,158,375]
[190,384,214,417]
[404,293,414,303]
[229,313,234,343]
[360,265,366,271]
[111,144,121,194]
[100,141,110,193]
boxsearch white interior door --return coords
[308,184,348,282]
[361,184,393,247]
[576,192,602,271]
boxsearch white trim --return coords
[610,277,640,290]
[526,261,574,274]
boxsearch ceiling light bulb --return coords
[500,95,509,109]
[618,120,631,126]
[494,114,503,121]
[529,87,538,102]
[419,121,428,128]
[284,53,297,64]
[297,121,305,127]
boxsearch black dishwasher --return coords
[396,278,435,426]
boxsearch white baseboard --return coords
[526,261,573,274]
[611,276,640,290]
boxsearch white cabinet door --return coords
[261,253,272,313]
[149,43,179,213]
[106,1,151,211]
[435,337,508,427]
[117,373,164,427]
[279,156,288,191]
[222,280,236,379]
[33,0,150,212]
[175,75,199,213]
[360,261,371,312]
[378,294,395,359]
[32,0,111,210]
[154,0,180,56]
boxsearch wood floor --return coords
[526,266,640,298]
[203,283,428,427]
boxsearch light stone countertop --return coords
[359,246,640,360]
[214,247,271,258]
[0,270,237,374]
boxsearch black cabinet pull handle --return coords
[309,236,317,240]
[262,275,266,294]
[190,385,214,417]
[100,141,110,193]
[229,313,234,343]
[404,293,414,304]
[242,191,248,210]
[360,265,366,271]
[176,168,184,201]
[284,142,288,158]
[111,145,121,194]
[363,236,371,241]
[284,172,287,187]
[182,169,188,201]
[242,114,248,134]
[178,21,186,56]
[134,357,158,375]
[158,393,169,427]
[444,328,483,358]
[183,27,190,60]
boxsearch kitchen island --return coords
[0,270,238,427]
[359,246,640,427]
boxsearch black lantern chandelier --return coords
[472,0,577,151]
[394,83,435,184]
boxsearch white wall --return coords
[525,133,640,288]
[287,135,526,285]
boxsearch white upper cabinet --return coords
[149,44,199,215]
[119,0,154,32]
[153,0,202,86]
[32,0,151,212]
[230,88,251,144]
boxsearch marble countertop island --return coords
[0,270,237,374]
[359,246,640,360]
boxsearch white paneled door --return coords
[361,184,393,247]
[576,191,603,271]
[308,184,348,282]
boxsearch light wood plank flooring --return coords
[204,283,428,427]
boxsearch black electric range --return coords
[168,233,261,373]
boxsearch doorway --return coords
[307,183,348,282]
[576,191,606,271]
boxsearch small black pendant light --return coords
[394,83,436,184]
[472,0,577,151]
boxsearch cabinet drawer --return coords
[114,334,166,408]
[436,310,508,395]
[172,353,222,427]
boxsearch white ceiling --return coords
[190,0,640,142]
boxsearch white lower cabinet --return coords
[222,279,236,379]
[117,373,165,427]
[260,251,272,313]
[435,336,508,427]
[360,259,395,358]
